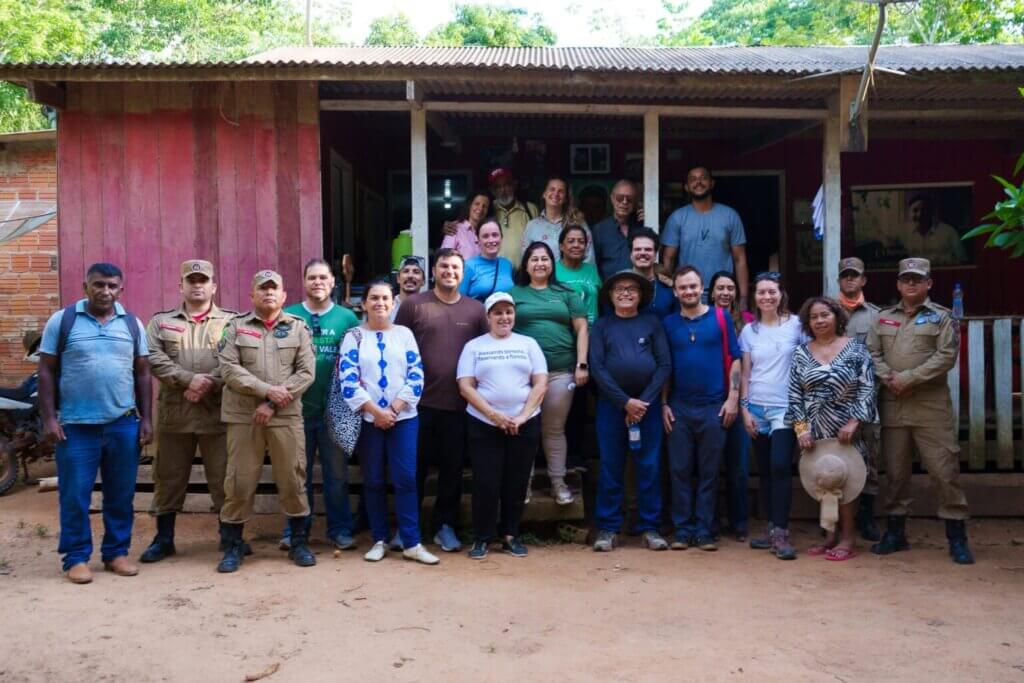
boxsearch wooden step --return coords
[89,490,586,521]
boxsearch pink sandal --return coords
[825,546,856,561]
[807,540,838,556]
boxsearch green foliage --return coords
[0,0,349,133]
[423,4,556,47]
[655,0,1024,46]
[962,89,1024,257]
[365,12,419,47]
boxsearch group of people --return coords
[38,164,974,585]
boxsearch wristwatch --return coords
[576,362,589,370]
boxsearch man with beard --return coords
[395,248,489,552]
[488,167,539,262]
[592,179,646,280]
[661,167,749,310]
[392,256,425,321]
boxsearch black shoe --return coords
[141,513,177,563]
[694,535,718,551]
[871,516,909,555]
[856,495,881,542]
[945,520,975,565]
[468,541,489,560]
[217,523,245,573]
[219,538,253,556]
[501,537,528,558]
[287,517,316,567]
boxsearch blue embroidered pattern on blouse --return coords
[375,331,389,407]
[406,348,424,397]
[340,346,359,399]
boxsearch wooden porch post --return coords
[410,107,429,288]
[822,97,842,297]
[643,112,660,231]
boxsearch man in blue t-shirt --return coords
[660,166,749,310]
[661,265,740,551]
[38,262,153,584]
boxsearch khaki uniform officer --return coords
[140,259,237,563]
[836,256,882,541]
[866,257,973,564]
[216,269,316,573]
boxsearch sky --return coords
[298,0,713,46]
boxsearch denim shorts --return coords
[747,403,788,435]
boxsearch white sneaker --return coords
[402,543,440,565]
[364,540,387,562]
[553,481,574,505]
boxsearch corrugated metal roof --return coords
[4,45,1024,75]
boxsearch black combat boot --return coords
[140,513,177,563]
[216,523,246,573]
[855,494,881,542]
[287,517,316,567]
[871,515,909,555]
[945,520,975,565]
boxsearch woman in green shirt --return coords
[510,242,589,505]
[555,224,602,326]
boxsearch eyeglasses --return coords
[612,194,636,204]
[755,271,781,282]
[898,274,927,284]
[309,313,322,336]
[612,285,640,294]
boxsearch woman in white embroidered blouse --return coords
[338,278,438,565]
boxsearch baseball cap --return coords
[838,257,865,276]
[181,259,214,279]
[484,291,515,312]
[488,167,513,185]
[898,258,930,278]
[251,269,283,288]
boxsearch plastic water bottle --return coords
[952,283,964,320]
[628,422,642,451]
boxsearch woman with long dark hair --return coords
[441,191,491,261]
[738,272,805,559]
[509,242,589,505]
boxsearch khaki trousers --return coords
[861,423,881,497]
[152,431,227,515]
[220,421,309,524]
[881,425,968,520]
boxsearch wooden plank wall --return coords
[57,81,322,318]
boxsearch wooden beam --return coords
[993,318,1014,470]
[410,107,429,289]
[967,320,986,469]
[643,112,660,231]
[870,109,1024,121]
[405,80,423,110]
[736,120,818,155]
[425,111,461,153]
[26,81,65,109]
[821,96,842,298]
[321,99,828,120]
[840,73,867,152]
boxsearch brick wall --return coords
[0,139,59,385]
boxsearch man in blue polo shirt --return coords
[39,263,152,584]
[661,265,740,551]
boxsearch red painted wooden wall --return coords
[57,81,322,318]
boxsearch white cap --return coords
[484,291,515,312]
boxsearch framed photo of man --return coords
[850,183,974,269]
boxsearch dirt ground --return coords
[1,478,1023,683]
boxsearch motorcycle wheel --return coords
[0,437,17,495]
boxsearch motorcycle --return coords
[0,332,52,495]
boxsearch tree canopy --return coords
[365,4,556,47]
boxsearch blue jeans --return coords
[358,417,421,547]
[722,419,749,534]
[666,401,727,539]
[594,399,663,533]
[282,417,354,540]
[55,415,139,570]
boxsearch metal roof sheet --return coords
[4,45,1024,75]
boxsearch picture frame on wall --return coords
[850,182,974,269]
[570,144,611,175]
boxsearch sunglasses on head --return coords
[755,271,781,282]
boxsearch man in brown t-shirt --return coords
[395,248,488,552]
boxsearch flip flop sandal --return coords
[807,542,837,556]
[825,547,857,562]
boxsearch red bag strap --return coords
[715,306,732,389]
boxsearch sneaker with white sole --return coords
[364,540,387,562]
[593,529,615,552]
[403,543,440,565]
[553,481,574,506]
[642,531,669,551]
[433,524,462,552]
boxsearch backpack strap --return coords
[123,312,142,358]
[715,305,732,390]
[55,304,78,356]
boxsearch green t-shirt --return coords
[284,301,359,417]
[555,260,601,326]
[509,284,586,372]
